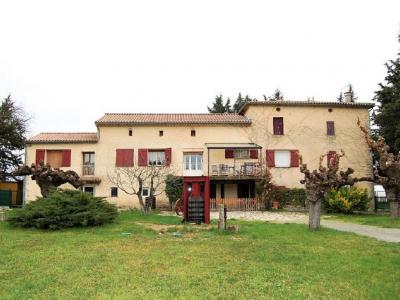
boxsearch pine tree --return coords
[233,93,245,112]
[225,98,232,113]
[374,35,400,153]
[207,94,227,113]
[0,95,29,180]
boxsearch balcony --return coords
[82,164,95,176]
[209,162,262,179]
[205,143,262,180]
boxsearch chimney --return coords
[344,90,354,103]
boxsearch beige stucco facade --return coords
[24,101,374,208]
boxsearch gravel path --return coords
[210,211,400,243]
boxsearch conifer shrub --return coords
[8,189,118,229]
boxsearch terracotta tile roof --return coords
[27,132,98,144]
[239,100,374,113]
[95,113,252,126]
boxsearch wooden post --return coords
[0,208,5,222]
[218,204,225,231]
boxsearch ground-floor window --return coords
[82,186,95,196]
[237,182,255,198]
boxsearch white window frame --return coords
[275,150,291,168]
[183,153,203,176]
[142,187,150,197]
[82,185,95,196]
[148,151,165,166]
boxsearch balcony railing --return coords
[209,162,262,177]
[83,164,95,176]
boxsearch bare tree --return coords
[299,150,371,230]
[13,162,82,197]
[358,119,400,218]
[107,165,173,214]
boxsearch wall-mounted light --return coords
[188,186,192,192]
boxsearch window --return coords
[327,121,335,136]
[82,186,94,196]
[237,182,255,198]
[184,153,203,171]
[129,129,132,136]
[191,130,196,137]
[234,149,250,159]
[275,150,291,167]
[148,151,165,166]
[159,130,163,136]
[142,187,149,197]
[111,187,118,197]
[83,152,95,175]
[273,117,284,135]
[46,150,63,168]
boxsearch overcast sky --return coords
[0,0,399,136]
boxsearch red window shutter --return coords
[273,117,284,135]
[123,149,134,167]
[138,149,148,166]
[116,149,123,167]
[327,121,335,136]
[266,150,275,167]
[327,151,337,168]
[165,148,172,166]
[250,149,258,159]
[35,149,45,166]
[225,149,234,158]
[290,150,299,167]
[61,149,71,167]
[116,149,134,167]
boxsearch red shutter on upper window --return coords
[165,148,172,166]
[250,149,258,159]
[266,150,275,167]
[290,150,299,167]
[327,151,337,167]
[273,117,284,135]
[124,149,134,167]
[138,149,148,166]
[61,149,71,167]
[225,149,234,158]
[35,149,45,166]
[327,121,335,136]
[116,149,123,167]
[116,149,134,167]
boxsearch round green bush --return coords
[8,189,118,230]
[325,187,370,214]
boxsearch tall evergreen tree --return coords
[0,95,29,180]
[374,35,400,153]
[207,94,229,113]
[224,97,232,113]
[233,93,246,112]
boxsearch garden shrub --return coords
[8,189,118,229]
[325,187,370,214]
[165,175,183,209]
[279,188,307,208]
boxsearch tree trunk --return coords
[39,182,50,198]
[386,188,399,218]
[309,200,321,230]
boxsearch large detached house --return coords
[25,97,374,220]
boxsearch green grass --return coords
[1,210,399,299]
[324,213,400,228]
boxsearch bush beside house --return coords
[324,187,370,214]
[8,189,118,230]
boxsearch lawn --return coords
[323,213,400,228]
[1,210,399,299]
